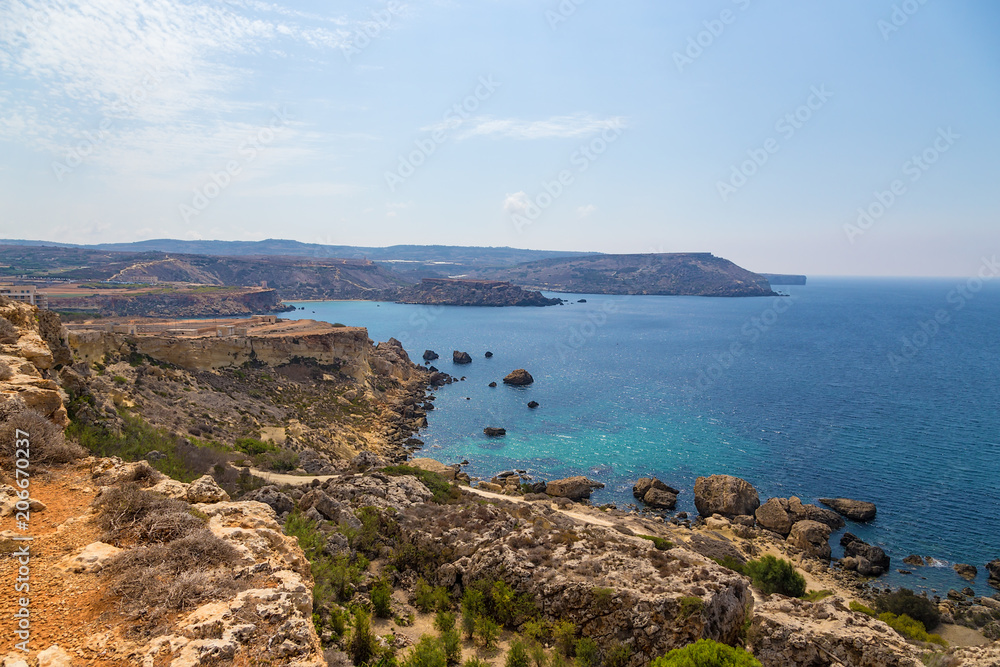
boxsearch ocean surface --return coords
[284,277,1000,596]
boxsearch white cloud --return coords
[424,113,627,140]
[577,204,597,218]
[503,191,532,216]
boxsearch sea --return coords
[283,277,1000,596]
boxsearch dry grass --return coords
[93,483,199,545]
[0,403,86,464]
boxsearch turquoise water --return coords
[284,277,1000,596]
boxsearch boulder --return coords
[954,563,978,580]
[186,475,231,503]
[785,497,845,531]
[422,350,439,361]
[755,498,793,536]
[485,351,493,358]
[902,554,925,567]
[453,351,472,364]
[633,477,680,498]
[488,382,497,388]
[787,520,832,560]
[840,533,890,576]
[693,475,760,518]
[527,401,539,409]
[503,369,534,386]
[483,427,506,437]
[37,646,73,667]
[642,487,678,510]
[477,482,503,493]
[243,486,295,516]
[818,497,877,522]
[987,559,1000,587]
[58,542,122,573]
[546,476,605,501]
[408,457,458,481]
[351,450,387,471]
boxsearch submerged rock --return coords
[954,563,978,580]
[693,475,760,518]
[903,554,925,567]
[488,382,497,388]
[483,427,506,437]
[503,368,534,385]
[818,497,877,522]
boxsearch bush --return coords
[475,615,500,650]
[575,638,599,667]
[0,403,85,464]
[506,639,531,667]
[712,556,747,574]
[461,587,483,639]
[878,612,948,646]
[404,635,448,667]
[463,660,489,667]
[528,639,547,667]
[372,578,393,618]
[94,483,198,545]
[441,627,462,666]
[265,448,299,471]
[552,620,577,657]
[604,641,632,667]
[349,608,380,667]
[0,360,12,381]
[850,601,876,616]
[234,437,278,456]
[874,588,941,629]
[651,639,762,667]
[639,534,674,550]
[415,578,451,613]
[743,555,806,597]
[678,596,704,620]
[434,611,457,633]
[802,589,834,602]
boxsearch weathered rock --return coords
[186,475,230,503]
[0,485,46,516]
[686,533,747,565]
[954,563,978,580]
[351,450,387,471]
[58,542,122,573]
[818,497,877,522]
[785,497,845,531]
[502,368,534,386]
[693,475,760,518]
[633,477,680,499]
[840,533,890,576]
[483,427,506,437]
[642,487,678,509]
[36,645,73,667]
[902,554,925,567]
[453,351,472,364]
[755,498,793,536]
[422,350,439,361]
[477,482,503,493]
[750,596,923,666]
[408,457,458,481]
[242,486,295,516]
[545,476,605,501]
[787,520,832,560]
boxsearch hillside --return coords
[473,253,777,297]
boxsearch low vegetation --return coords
[743,555,806,598]
[383,464,462,504]
[651,639,762,667]
[0,402,85,464]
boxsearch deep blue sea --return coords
[284,277,1000,596]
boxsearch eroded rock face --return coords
[750,596,922,667]
[818,497,877,522]
[1,300,70,426]
[840,533,890,576]
[987,559,1000,587]
[787,520,832,560]
[502,369,534,386]
[693,475,760,518]
[187,475,231,503]
[546,476,605,501]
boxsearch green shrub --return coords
[802,589,834,602]
[678,596,704,620]
[743,555,806,597]
[575,638,599,667]
[522,619,548,643]
[415,578,451,613]
[441,628,462,666]
[712,556,747,575]
[403,635,448,667]
[461,587,483,639]
[435,611,457,633]
[639,534,674,550]
[850,600,877,616]
[463,660,490,667]
[372,578,393,618]
[878,612,948,647]
[592,587,615,611]
[475,615,500,650]
[112,375,128,385]
[506,639,531,667]
[552,620,577,657]
[874,589,941,630]
[528,640,548,667]
[651,639,762,667]
[604,641,632,667]
[265,448,299,471]
[349,608,380,666]
[234,437,278,456]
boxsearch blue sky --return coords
[0,0,997,276]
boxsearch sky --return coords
[0,0,998,276]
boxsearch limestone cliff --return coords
[0,297,70,426]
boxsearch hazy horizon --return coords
[2,1,998,278]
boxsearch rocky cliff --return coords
[49,286,288,318]
[397,278,562,307]
[0,298,70,426]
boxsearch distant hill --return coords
[472,253,777,297]
[761,273,807,285]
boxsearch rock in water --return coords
[503,368,534,385]
[986,559,1000,587]
[954,563,978,580]
[483,427,506,437]
[693,475,760,518]
[840,532,890,576]
[633,477,680,499]
[642,487,678,509]
[488,382,497,388]
[787,520,832,560]
[423,350,439,361]
[818,497,877,522]
[485,351,493,358]
[527,401,539,409]
[546,476,605,500]
[903,554,925,567]
[453,351,472,364]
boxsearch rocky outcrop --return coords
[422,350,439,361]
[397,278,561,307]
[527,400,539,409]
[453,351,472,364]
[49,287,286,318]
[546,476,605,501]
[755,497,844,536]
[483,427,506,437]
[693,475,760,518]
[818,497,877,522]
[840,533,890,576]
[633,478,680,510]
[243,486,296,518]
[954,563,978,580]
[749,596,922,666]
[902,555,925,567]
[986,559,1000,588]
[503,369,534,386]
[787,520,832,560]
[0,299,70,426]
